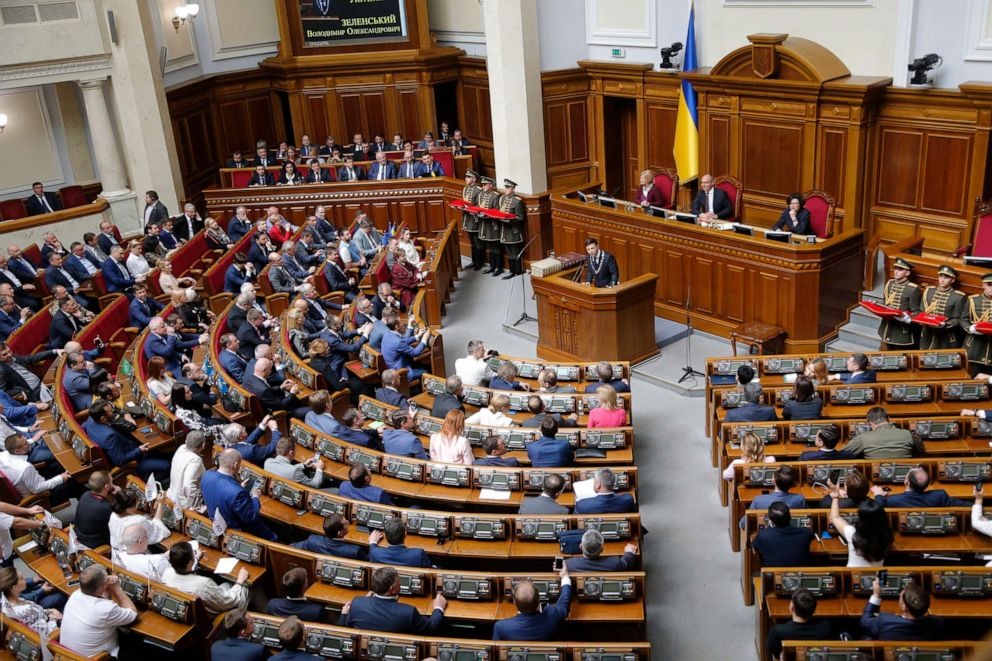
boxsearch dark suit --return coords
[474,455,520,467]
[246,241,270,273]
[797,448,858,462]
[225,159,251,169]
[585,251,620,287]
[173,214,200,242]
[7,258,39,283]
[62,366,93,410]
[243,373,307,418]
[860,599,944,640]
[211,637,267,661]
[772,208,812,234]
[493,583,572,640]
[145,331,199,374]
[0,309,21,339]
[305,168,332,184]
[74,492,113,549]
[842,371,877,384]
[518,495,569,514]
[248,171,274,186]
[201,469,276,540]
[266,597,325,622]
[584,379,630,394]
[782,398,823,421]
[724,402,777,423]
[526,437,574,468]
[367,162,396,181]
[874,489,969,508]
[566,551,636,572]
[430,393,464,419]
[96,232,119,257]
[766,619,834,659]
[337,166,365,182]
[574,492,636,514]
[219,349,248,383]
[226,305,249,334]
[82,418,168,480]
[291,534,367,561]
[224,265,253,294]
[235,322,269,360]
[338,481,392,505]
[374,387,408,409]
[48,310,80,349]
[751,525,814,567]
[65,254,100,282]
[396,160,418,179]
[25,192,62,216]
[368,543,432,568]
[413,161,445,178]
[370,295,405,319]
[338,595,443,634]
[144,201,168,227]
[0,270,40,311]
[691,187,734,219]
[102,257,135,293]
[0,351,54,400]
[227,216,253,243]
[129,296,164,328]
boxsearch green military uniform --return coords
[477,177,503,276]
[844,422,923,459]
[964,272,992,375]
[919,265,968,350]
[498,178,527,280]
[460,169,483,270]
[877,258,921,349]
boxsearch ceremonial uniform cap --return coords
[504,179,518,188]
[982,272,992,283]
[938,265,959,278]
[893,258,913,271]
[465,169,478,178]
[480,176,495,184]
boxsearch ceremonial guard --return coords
[477,177,503,276]
[919,265,967,350]
[964,273,992,376]
[460,170,483,270]
[877,257,921,350]
[497,179,526,280]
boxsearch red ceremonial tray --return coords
[859,300,903,319]
[481,209,517,220]
[465,206,486,214]
[912,312,948,328]
[976,321,992,335]
[449,199,468,209]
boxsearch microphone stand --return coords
[678,280,706,383]
[511,236,539,327]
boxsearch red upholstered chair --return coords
[0,199,27,220]
[653,168,680,210]
[58,185,87,209]
[713,175,742,222]
[972,201,992,258]
[801,189,837,239]
[372,254,392,289]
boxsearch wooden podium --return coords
[531,267,660,363]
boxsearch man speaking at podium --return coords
[583,238,619,288]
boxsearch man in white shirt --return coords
[116,523,170,582]
[167,430,206,511]
[454,339,495,386]
[0,432,69,499]
[60,564,137,658]
[161,541,251,615]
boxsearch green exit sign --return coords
[611,48,625,58]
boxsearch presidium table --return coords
[544,187,866,354]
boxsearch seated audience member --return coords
[0,432,69,499]
[537,368,576,393]
[844,406,921,459]
[828,488,892,568]
[389,249,421,307]
[765,589,833,660]
[0,296,30,340]
[566,530,637,572]
[519,473,569,514]
[211,608,267,661]
[860,580,944,640]
[40,232,69,262]
[108,488,170,553]
[75,471,117,549]
[248,164,274,187]
[0,342,55,402]
[797,426,854,461]
[84,401,168,480]
[396,227,420,266]
[454,340,494,386]
[311,319,373,404]
[116,523,170,582]
[158,258,196,298]
[431,375,465,419]
[805,357,829,384]
[226,150,249,168]
[374,369,409,408]
[370,282,405,318]
[292,513,373,560]
[243,357,310,419]
[871,466,969,507]
[723,431,776,480]
[102,246,143,294]
[142,232,168,266]
[59,565,137,658]
[265,436,325,488]
[493,565,571,641]
[220,418,280,466]
[145,355,175,405]
[526,417,574,468]
[62,351,95,410]
[247,232,273,272]
[145,316,203,375]
[429,409,474,465]
[588,384,626,428]
[25,182,62,216]
[332,406,382,449]
[125,240,151,278]
[575,467,635,514]
[218,333,248,383]
[489,361,529,391]
[369,517,432,568]
[734,364,756,385]
[475,433,520,467]
[168,431,207,511]
[383,409,428,459]
[172,383,226,434]
[303,389,338,435]
[202,448,277,540]
[128,283,164,328]
[782,375,823,420]
[772,193,813,235]
[725,381,777,422]
[466,393,515,427]
[48,297,89,348]
[415,152,445,178]
[337,155,365,182]
[277,160,303,186]
[828,352,877,384]
[269,616,320,660]
[742,466,806,527]
[584,360,630,393]
[339,464,393,505]
[339,566,446,634]
[368,307,398,350]
[162,541,251,615]
[0,257,41,312]
[819,469,870,509]
[352,217,383,261]
[225,253,255,295]
[634,169,665,208]
[322,257,357,302]
[381,317,431,379]
[751,502,815,567]
[0,567,62,634]
[267,568,325,621]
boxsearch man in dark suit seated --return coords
[374,369,409,409]
[724,381,777,422]
[337,155,365,182]
[797,426,856,461]
[44,253,89,309]
[247,164,274,187]
[0,255,41,311]
[269,616,319,660]
[236,309,271,359]
[742,466,807,527]
[690,173,734,222]
[526,418,574,468]
[225,151,250,169]
[218,333,248,382]
[266,568,326,622]
[860,580,944,641]
[0,342,57,402]
[25,182,62,216]
[583,237,619,288]
[202,448,276,540]
[370,282,406,319]
[871,466,969,508]
[828,352,877,384]
[242,358,309,420]
[95,221,121,256]
[102,246,141,295]
[518,473,569,514]
[292,513,373,560]
[765,589,833,660]
[382,410,428,460]
[751,502,815,567]
[82,401,168,480]
[368,517,433,568]
[431,375,465,419]
[474,434,520,467]
[367,152,396,181]
[338,464,393,505]
[224,253,256,294]
[339,566,447,634]
[575,468,636,514]
[583,361,630,393]
[144,316,202,374]
[0,296,29,340]
[413,153,445,178]
[227,206,254,244]
[128,284,164,328]
[493,565,572,641]
[65,242,101,282]
[521,395,579,428]
[62,351,94,410]
[565,530,637,572]
[210,608,267,661]
[538,369,577,394]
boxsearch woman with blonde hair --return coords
[204,216,233,251]
[635,169,665,208]
[588,384,626,428]
[430,409,474,465]
[158,258,196,298]
[723,431,776,480]
[466,393,515,427]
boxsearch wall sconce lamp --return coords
[171,3,199,32]
[0,114,7,136]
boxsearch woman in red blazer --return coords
[389,249,421,307]
[634,170,665,209]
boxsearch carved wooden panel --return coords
[645,103,677,170]
[817,126,846,201]
[875,128,923,209]
[722,264,746,323]
[742,121,803,197]
[663,251,684,306]
[920,133,972,216]
[396,88,421,143]
[568,100,589,162]
[217,100,250,153]
[546,102,569,166]
[692,256,714,314]
[339,94,364,140]
[707,115,731,177]
[305,94,329,147]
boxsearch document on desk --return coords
[215,556,239,575]
[479,488,511,501]
[573,478,596,502]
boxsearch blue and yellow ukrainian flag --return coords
[673,1,699,183]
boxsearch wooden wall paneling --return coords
[395,88,421,142]
[644,102,677,171]
[741,120,803,198]
[542,69,595,190]
[920,133,972,215]
[816,125,847,206]
[875,126,923,209]
[304,92,330,146]
[705,110,732,180]
[720,263,747,324]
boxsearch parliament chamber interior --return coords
[6,0,992,660]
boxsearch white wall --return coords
[427,0,486,56]
[538,0,588,71]
[0,87,70,201]
[912,0,992,89]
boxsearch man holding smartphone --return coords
[201,448,276,541]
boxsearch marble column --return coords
[78,78,138,227]
[482,0,548,194]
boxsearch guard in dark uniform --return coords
[964,272,992,376]
[460,170,483,270]
[919,264,967,350]
[477,177,502,276]
[877,257,922,350]
[498,179,526,280]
